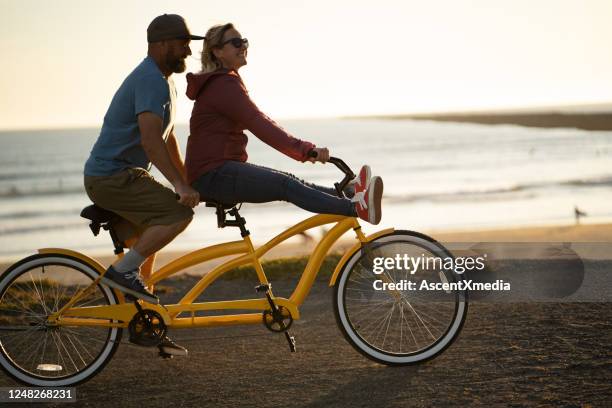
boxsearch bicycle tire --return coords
[333,230,468,365]
[0,253,122,386]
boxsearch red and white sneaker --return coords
[345,165,371,198]
[349,164,372,192]
[354,165,371,190]
[352,175,383,224]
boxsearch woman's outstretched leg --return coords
[246,162,341,196]
[193,161,356,216]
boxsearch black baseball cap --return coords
[147,14,204,43]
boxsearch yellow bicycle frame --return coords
[42,214,393,330]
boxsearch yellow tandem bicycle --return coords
[0,158,468,386]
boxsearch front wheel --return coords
[0,253,122,386]
[333,230,468,365]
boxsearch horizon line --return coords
[2,100,612,133]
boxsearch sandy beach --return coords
[0,222,609,406]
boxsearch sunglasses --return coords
[219,37,249,49]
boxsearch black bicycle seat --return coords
[205,201,237,210]
[80,204,118,224]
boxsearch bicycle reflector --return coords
[36,364,63,372]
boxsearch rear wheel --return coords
[333,230,468,365]
[0,253,122,386]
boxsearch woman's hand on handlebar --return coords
[307,147,330,163]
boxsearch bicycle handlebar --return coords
[308,150,356,197]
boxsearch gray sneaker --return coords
[101,265,159,304]
[158,336,188,357]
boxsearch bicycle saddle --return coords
[80,204,117,224]
[204,200,236,210]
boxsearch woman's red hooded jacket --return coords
[184,69,315,184]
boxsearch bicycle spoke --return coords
[400,297,436,341]
[49,330,69,374]
[399,302,419,347]
[347,297,395,323]
[53,280,71,313]
[75,292,105,308]
[381,304,396,348]
[63,327,111,345]
[2,287,43,318]
[63,330,95,361]
[0,304,46,319]
[28,272,49,315]
[22,334,46,373]
[40,330,49,369]
[60,330,87,369]
[360,304,396,342]
[0,323,45,347]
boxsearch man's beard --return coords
[167,55,186,73]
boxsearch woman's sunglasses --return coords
[219,37,249,49]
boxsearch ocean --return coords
[1,118,612,262]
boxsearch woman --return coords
[185,23,383,224]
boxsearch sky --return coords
[0,0,611,130]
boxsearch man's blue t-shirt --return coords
[84,56,176,176]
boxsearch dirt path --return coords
[0,276,609,407]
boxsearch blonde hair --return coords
[200,23,235,73]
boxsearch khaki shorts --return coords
[84,168,193,233]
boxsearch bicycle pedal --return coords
[285,332,296,353]
[255,283,270,293]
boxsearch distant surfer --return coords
[574,206,587,225]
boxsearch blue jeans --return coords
[192,161,357,217]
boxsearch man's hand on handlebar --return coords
[308,147,330,163]
[175,182,200,208]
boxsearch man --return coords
[84,14,203,356]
